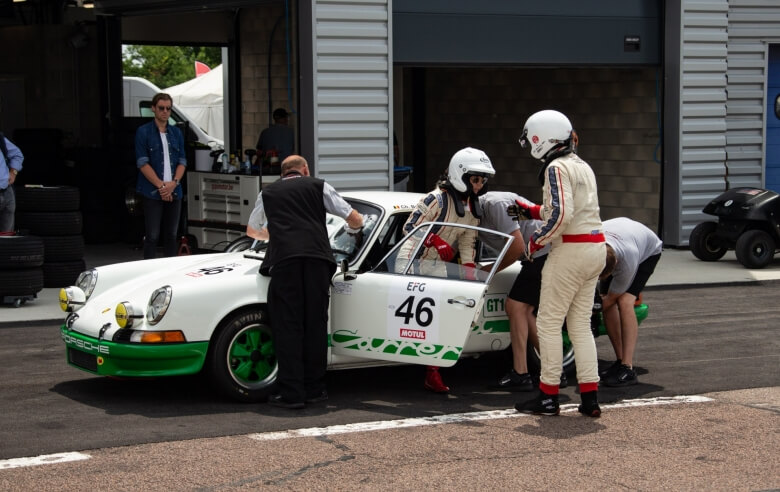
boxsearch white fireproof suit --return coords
[395,187,478,277]
[532,152,605,389]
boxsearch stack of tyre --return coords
[0,234,44,306]
[15,185,86,288]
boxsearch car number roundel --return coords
[386,281,441,344]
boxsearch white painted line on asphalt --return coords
[0,452,91,470]
[0,396,714,469]
[249,395,714,441]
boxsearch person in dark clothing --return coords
[134,92,187,259]
[246,155,363,409]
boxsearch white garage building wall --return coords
[306,0,393,190]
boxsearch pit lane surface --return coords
[0,283,778,488]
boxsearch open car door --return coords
[330,222,513,367]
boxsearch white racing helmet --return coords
[519,110,573,161]
[447,147,495,193]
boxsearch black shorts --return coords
[507,254,547,307]
[600,252,661,297]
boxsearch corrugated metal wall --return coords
[667,0,780,246]
[726,0,780,190]
[311,0,392,190]
[666,0,729,246]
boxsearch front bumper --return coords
[60,326,209,377]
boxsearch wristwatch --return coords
[10,169,17,175]
[174,178,180,185]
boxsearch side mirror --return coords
[340,259,356,281]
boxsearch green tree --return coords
[122,45,222,88]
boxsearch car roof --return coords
[341,190,424,212]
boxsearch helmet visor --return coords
[519,129,529,148]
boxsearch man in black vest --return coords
[247,155,364,409]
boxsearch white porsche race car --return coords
[58,191,622,402]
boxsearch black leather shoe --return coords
[267,393,305,409]
[305,390,329,404]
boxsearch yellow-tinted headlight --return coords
[59,287,86,312]
[115,301,143,329]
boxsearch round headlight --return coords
[75,269,98,299]
[59,286,86,312]
[115,301,143,329]
[146,286,172,325]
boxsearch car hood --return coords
[66,250,269,342]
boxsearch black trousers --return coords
[267,257,335,402]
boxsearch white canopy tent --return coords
[164,64,224,141]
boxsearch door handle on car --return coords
[448,298,476,308]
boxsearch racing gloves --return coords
[424,233,455,262]
[507,200,542,221]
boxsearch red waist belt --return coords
[561,233,605,243]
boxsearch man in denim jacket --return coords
[135,92,187,258]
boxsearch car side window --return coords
[376,223,506,282]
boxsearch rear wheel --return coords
[208,310,277,402]
[735,230,775,269]
[690,221,728,261]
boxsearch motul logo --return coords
[400,328,425,339]
[211,184,234,191]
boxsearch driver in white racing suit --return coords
[513,110,606,418]
[396,147,495,393]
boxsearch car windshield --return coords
[329,199,383,265]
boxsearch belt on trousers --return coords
[561,233,605,243]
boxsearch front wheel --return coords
[690,221,728,261]
[208,310,278,402]
[735,230,775,269]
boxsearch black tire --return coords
[0,235,44,269]
[15,185,80,212]
[224,235,255,252]
[41,235,85,262]
[42,259,87,288]
[735,229,775,269]
[16,211,83,236]
[207,309,277,402]
[690,221,728,261]
[0,268,44,296]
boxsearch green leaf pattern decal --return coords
[332,330,461,361]
[471,319,510,334]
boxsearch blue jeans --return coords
[142,196,181,259]
[0,186,15,233]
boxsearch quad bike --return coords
[690,187,780,269]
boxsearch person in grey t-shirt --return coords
[599,217,663,387]
[479,191,563,391]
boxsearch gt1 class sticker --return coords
[185,263,241,278]
[387,280,440,343]
[482,294,506,318]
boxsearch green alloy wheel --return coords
[209,310,278,402]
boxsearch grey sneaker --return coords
[490,369,535,392]
[604,364,638,387]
